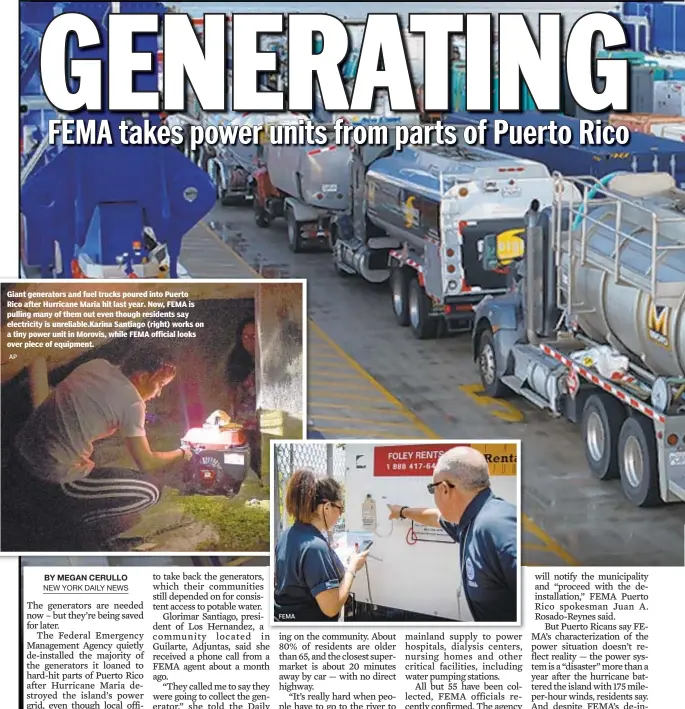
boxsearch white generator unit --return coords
[650,122,685,142]
[654,80,685,116]
[341,442,519,621]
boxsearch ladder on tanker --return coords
[552,172,685,316]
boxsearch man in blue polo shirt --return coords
[387,446,517,622]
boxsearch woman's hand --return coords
[347,550,369,574]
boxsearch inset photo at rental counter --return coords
[1,280,305,555]
[270,439,520,626]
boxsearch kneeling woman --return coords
[274,469,368,622]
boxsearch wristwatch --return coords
[399,506,408,519]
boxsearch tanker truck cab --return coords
[473,171,685,509]
[332,142,565,340]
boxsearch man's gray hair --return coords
[434,446,490,491]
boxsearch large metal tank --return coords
[365,144,473,253]
[567,186,685,377]
[264,126,352,211]
[365,143,551,253]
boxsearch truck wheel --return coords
[476,327,508,398]
[254,194,271,228]
[287,208,304,253]
[581,393,625,480]
[617,415,661,507]
[390,268,412,327]
[408,278,438,340]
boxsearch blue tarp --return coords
[444,111,685,187]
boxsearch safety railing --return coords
[551,172,685,314]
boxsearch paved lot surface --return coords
[181,203,685,567]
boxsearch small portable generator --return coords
[181,411,251,497]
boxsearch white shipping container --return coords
[653,80,685,116]
[650,122,685,141]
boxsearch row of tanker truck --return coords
[163,53,685,512]
[250,119,571,338]
[244,113,685,510]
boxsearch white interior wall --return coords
[342,442,518,621]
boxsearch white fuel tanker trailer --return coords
[472,171,685,507]
[200,110,305,204]
[330,137,579,339]
[252,123,353,252]
[252,115,420,253]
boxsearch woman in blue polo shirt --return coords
[274,469,369,622]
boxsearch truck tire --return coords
[476,327,508,398]
[287,208,304,253]
[617,415,661,508]
[408,278,439,340]
[581,393,625,480]
[254,194,271,228]
[390,268,412,327]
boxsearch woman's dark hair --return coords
[120,343,176,377]
[225,317,255,385]
[285,468,343,523]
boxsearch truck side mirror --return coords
[481,234,501,271]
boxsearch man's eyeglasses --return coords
[427,480,455,494]
[330,502,345,513]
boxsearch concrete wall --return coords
[255,282,305,482]
[255,282,304,418]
